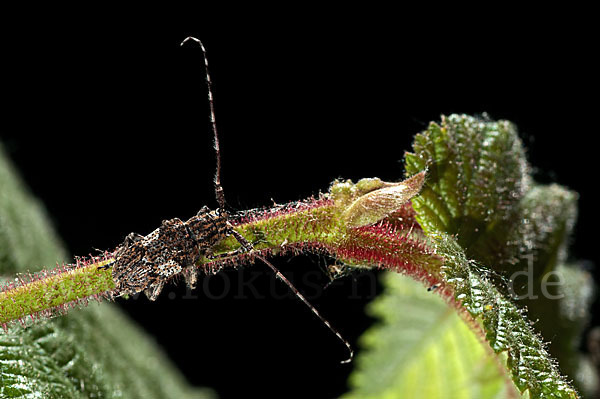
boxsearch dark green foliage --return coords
[404,113,530,271]
[437,234,579,398]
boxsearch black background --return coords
[1,9,597,399]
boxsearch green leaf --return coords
[404,113,530,271]
[511,184,578,279]
[0,145,67,276]
[523,262,598,397]
[344,272,522,399]
[0,143,214,399]
[402,115,587,397]
[436,234,579,398]
[507,184,597,395]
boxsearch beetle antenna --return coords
[230,229,354,364]
[181,37,353,364]
[181,37,226,209]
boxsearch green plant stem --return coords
[1,259,114,325]
[1,175,436,327]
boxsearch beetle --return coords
[109,206,230,300]
[101,37,353,363]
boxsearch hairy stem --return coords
[1,258,114,326]
[1,174,432,327]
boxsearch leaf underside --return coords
[344,272,522,399]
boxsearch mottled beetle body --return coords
[112,207,230,300]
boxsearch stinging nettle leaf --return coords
[404,114,530,259]
[400,115,586,397]
[344,272,522,399]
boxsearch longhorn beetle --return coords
[101,37,353,363]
